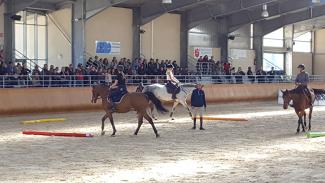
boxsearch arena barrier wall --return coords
[1,83,325,115]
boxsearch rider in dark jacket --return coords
[295,64,312,105]
[109,65,127,112]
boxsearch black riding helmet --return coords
[166,64,174,69]
[297,64,305,70]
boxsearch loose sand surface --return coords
[1,102,325,183]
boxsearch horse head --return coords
[136,82,144,92]
[91,84,110,103]
[281,89,291,109]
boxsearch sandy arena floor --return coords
[1,102,325,183]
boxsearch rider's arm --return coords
[168,72,180,84]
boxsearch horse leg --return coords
[303,111,307,132]
[134,113,144,136]
[101,114,109,136]
[170,101,179,120]
[150,103,157,120]
[107,113,116,136]
[180,100,193,118]
[309,107,313,131]
[143,112,159,138]
[296,117,301,134]
[301,117,306,133]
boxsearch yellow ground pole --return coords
[193,117,248,121]
[21,118,66,125]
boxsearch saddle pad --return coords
[165,83,181,94]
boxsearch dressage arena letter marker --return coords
[193,117,248,122]
[21,118,66,125]
[22,131,94,138]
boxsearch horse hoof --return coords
[111,134,116,137]
[171,118,175,121]
[134,133,138,136]
[296,131,300,134]
[156,134,160,138]
[101,131,105,136]
[154,118,158,121]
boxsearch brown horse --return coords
[136,83,157,120]
[91,84,168,137]
[282,88,315,133]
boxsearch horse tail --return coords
[144,92,168,114]
[313,88,325,99]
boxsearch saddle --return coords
[165,82,181,94]
[110,86,128,103]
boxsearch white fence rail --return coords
[0,75,324,88]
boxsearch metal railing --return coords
[0,74,324,88]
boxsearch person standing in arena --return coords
[191,83,207,130]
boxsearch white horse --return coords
[136,83,195,120]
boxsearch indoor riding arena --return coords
[1,0,325,183]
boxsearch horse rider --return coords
[109,65,127,112]
[166,64,180,100]
[295,64,312,105]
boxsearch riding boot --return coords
[172,90,177,100]
[192,118,196,130]
[199,117,205,130]
[110,99,116,112]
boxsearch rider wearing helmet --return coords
[166,64,180,100]
[109,65,127,112]
[295,64,312,105]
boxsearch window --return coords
[263,52,284,71]
[14,11,47,67]
[293,32,312,53]
[263,28,284,47]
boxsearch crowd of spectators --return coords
[196,55,282,84]
[0,55,283,88]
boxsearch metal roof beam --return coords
[229,0,325,32]
[140,0,209,25]
[187,0,280,29]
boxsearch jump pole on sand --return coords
[22,131,94,138]
[21,118,66,125]
[306,132,325,138]
[193,117,248,121]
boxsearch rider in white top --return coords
[166,64,180,99]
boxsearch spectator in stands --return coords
[256,69,267,83]
[224,62,231,75]
[247,66,255,83]
[148,59,155,75]
[172,61,178,69]
[0,61,6,75]
[86,57,93,67]
[32,65,41,75]
[138,64,146,75]
[75,68,84,87]
[235,67,245,84]
[198,56,203,62]
[68,64,75,75]
[103,58,109,69]
[267,67,276,83]
[7,62,16,75]
[93,56,100,68]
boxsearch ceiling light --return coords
[162,0,172,4]
[261,4,269,18]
